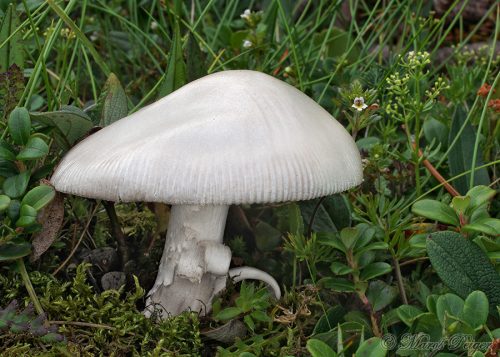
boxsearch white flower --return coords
[150,21,159,30]
[352,97,368,111]
[240,9,251,20]
[243,40,253,48]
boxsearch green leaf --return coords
[243,315,255,331]
[21,185,55,211]
[355,337,387,357]
[0,158,18,177]
[320,277,356,292]
[397,305,424,326]
[31,106,93,151]
[250,310,271,322]
[288,203,304,236]
[0,141,16,161]
[16,136,48,160]
[306,338,337,357]
[340,227,359,250]
[462,218,500,236]
[451,195,470,215]
[99,73,128,127]
[330,262,353,275]
[322,194,352,231]
[0,4,24,71]
[448,106,489,195]
[20,204,37,217]
[313,306,346,334]
[0,194,10,211]
[467,185,496,209]
[158,21,186,98]
[360,262,392,281]
[16,215,36,227]
[318,232,345,252]
[0,241,31,261]
[461,291,488,329]
[3,171,30,198]
[367,280,398,312]
[8,107,31,145]
[214,307,242,321]
[185,33,205,83]
[423,117,448,148]
[436,293,464,327]
[412,199,459,226]
[427,231,500,312]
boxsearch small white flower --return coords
[150,21,159,30]
[240,9,251,20]
[352,97,368,111]
[243,40,253,48]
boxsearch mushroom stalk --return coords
[145,204,231,316]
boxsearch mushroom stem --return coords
[145,204,231,317]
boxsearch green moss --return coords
[0,264,202,356]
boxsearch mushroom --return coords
[51,70,363,317]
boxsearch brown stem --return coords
[393,256,408,305]
[49,320,115,330]
[413,143,460,197]
[103,201,129,267]
[399,256,429,267]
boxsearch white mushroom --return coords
[51,70,363,317]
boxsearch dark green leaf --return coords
[0,140,16,160]
[0,241,31,261]
[330,262,353,275]
[99,73,128,127]
[0,4,24,71]
[367,280,398,312]
[320,277,355,292]
[360,262,392,281]
[412,199,459,226]
[16,136,48,160]
[322,194,352,231]
[185,33,205,83]
[158,21,186,98]
[0,158,18,177]
[8,107,31,145]
[448,106,489,195]
[423,117,448,148]
[3,171,30,198]
[313,306,346,334]
[31,106,93,150]
[427,231,500,312]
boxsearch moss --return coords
[0,264,202,356]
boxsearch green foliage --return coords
[426,231,500,313]
[0,300,65,344]
[0,264,202,356]
[412,185,500,237]
[396,290,493,355]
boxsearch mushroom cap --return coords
[51,70,363,205]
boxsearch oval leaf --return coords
[21,185,55,211]
[8,107,31,145]
[0,242,31,261]
[16,137,49,160]
[3,171,30,198]
[306,338,337,357]
[0,194,11,211]
[412,200,459,226]
[461,291,488,329]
